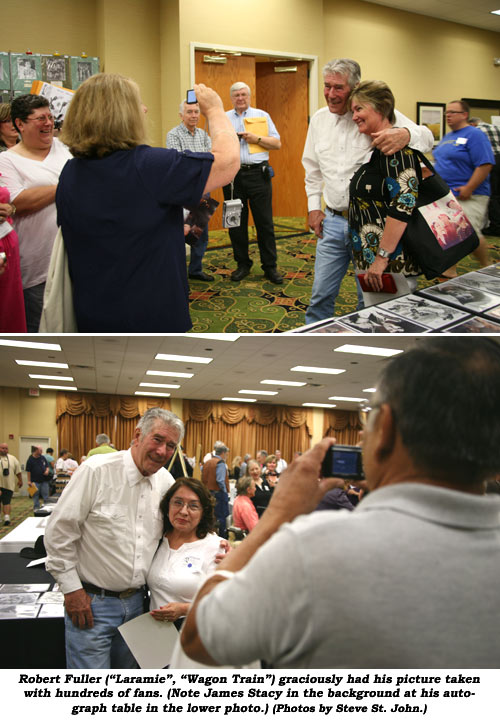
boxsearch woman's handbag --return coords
[401,150,479,279]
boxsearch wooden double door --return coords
[195,50,309,230]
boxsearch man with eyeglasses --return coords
[0,94,72,331]
[182,339,500,669]
[45,407,182,668]
[433,100,494,269]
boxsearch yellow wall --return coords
[0,388,58,459]
[322,0,500,121]
[1,0,499,147]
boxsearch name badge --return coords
[456,138,468,145]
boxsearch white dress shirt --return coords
[45,449,174,594]
[302,107,434,213]
[226,106,280,165]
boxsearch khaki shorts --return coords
[457,195,489,237]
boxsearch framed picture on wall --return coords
[416,102,446,145]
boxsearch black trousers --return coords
[223,165,277,271]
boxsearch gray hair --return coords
[136,407,185,441]
[96,433,110,445]
[370,338,500,485]
[230,81,251,96]
[322,58,361,89]
[214,440,229,455]
[179,99,199,114]
[236,476,254,496]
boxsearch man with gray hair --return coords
[202,441,230,538]
[167,98,214,282]
[303,58,434,325]
[87,433,118,457]
[45,407,183,668]
[182,338,500,668]
[223,81,283,285]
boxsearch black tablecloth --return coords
[0,553,66,668]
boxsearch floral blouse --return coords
[348,147,421,276]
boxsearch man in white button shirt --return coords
[45,407,182,669]
[302,58,434,325]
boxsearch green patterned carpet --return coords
[187,217,500,333]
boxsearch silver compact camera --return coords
[222,199,243,228]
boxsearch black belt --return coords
[239,162,266,170]
[81,581,144,599]
[325,206,348,218]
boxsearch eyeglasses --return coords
[445,110,466,115]
[26,114,54,124]
[171,498,202,512]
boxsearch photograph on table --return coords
[338,306,429,334]
[379,294,471,331]
[445,316,500,333]
[418,282,500,313]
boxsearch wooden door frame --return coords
[190,41,319,118]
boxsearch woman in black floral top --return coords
[348,81,421,293]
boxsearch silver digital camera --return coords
[222,199,243,228]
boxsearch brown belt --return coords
[81,581,143,599]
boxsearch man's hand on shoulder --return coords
[371,127,410,155]
[64,588,94,629]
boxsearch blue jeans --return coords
[33,480,50,510]
[188,225,209,275]
[65,590,144,669]
[305,212,363,325]
[211,490,229,539]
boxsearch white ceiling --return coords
[0,334,430,411]
[365,0,500,33]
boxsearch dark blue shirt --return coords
[56,145,213,332]
[26,454,49,483]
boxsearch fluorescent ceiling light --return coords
[239,389,278,395]
[135,391,171,397]
[261,379,306,387]
[328,396,367,402]
[363,387,377,393]
[17,360,69,368]
[187,334,240,341]
[303,402,336,408]
[39,385,77,391]
[147,370,194,378]
[0,339,62,351]
[155,353,212,364]
[29,374,74,381]
[139,382,180,389]
[291,366,345,375]
[334,344,403,357]
[491,9,500,14]
[222,397,257,402]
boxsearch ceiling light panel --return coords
[291,366,345,375]
[155,353,213,364]
[334,344,403,357]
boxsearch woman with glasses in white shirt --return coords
[147,477,220,630]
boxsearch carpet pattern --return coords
[188,217,500,333]
[0,497,34,540]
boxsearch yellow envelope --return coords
[244,117,269,154]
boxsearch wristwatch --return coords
[377,248,390,259]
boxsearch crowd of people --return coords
[0,58,497,332]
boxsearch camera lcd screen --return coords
[321,445,364,480]
[332,449,359,476]
[186,89,197,104]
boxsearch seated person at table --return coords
[232,476,259,533]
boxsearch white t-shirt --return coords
[0,138,72,288]
[147,532,220,613]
